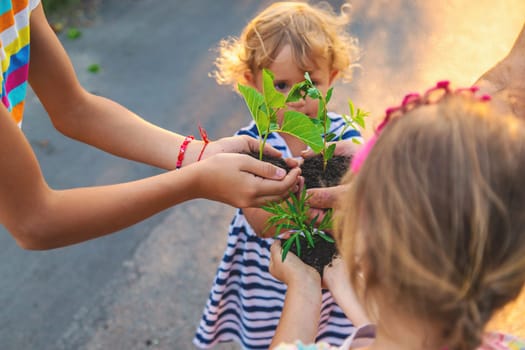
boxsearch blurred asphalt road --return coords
[0,1,523,349]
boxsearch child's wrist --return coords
[288,279,322,307]
[176,125,211,168]
[175,135,195,169]
[177,139,204,168]
[288,269,322,293]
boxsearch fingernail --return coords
[275,168,286,178]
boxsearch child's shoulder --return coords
[235,121,259,137]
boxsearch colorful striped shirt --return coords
[0,0,40,127]
[274,329,525,350]
[194,113,361,350]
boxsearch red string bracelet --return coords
[176,135,194,169]
[197,124,210,161]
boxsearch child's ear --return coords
[244,70,257,88]
[329,70,339,85]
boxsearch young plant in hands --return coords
[263,188,335,274]
[252,72,368,274]
[238,69,324,160]
[288,72,336,171]
[288,72,369,169]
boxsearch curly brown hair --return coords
[210,1,360,90]
[336,94,525,350]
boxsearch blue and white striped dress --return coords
[194,113,361,350]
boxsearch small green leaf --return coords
[262,69,286,109]
[87,64,100,73]
[67,27,82,39]
[269,121,280,131]
[319,209,334,230]
[307,87,320,99]
[238,84,268,137]
[325,143,336,161]
[318,232,335,243]
[286,82,307,103]
[295,235,301,257]
[285,198,299,216]
[325,132,336,142]
[348,99,355,118]
[304,72,313,84]
[282,237,295,261]
[325,87,333,104]
[305,231,315,248]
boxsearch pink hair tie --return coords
[350,81,492,174]
[350,134,378,173]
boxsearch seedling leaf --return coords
[305,231,315,248]
[318,232,335,243]
[281,111,324,153]
[325,87,333,104]
[238,84,269,136]
[286,81,307,103]
[295,235,301,257]
[262,69,286,109]
[282,237,295,261]
[348,99,355,118]
[325,143,336,161]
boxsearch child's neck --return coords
[368,311,445,350]
[279,132,307,157]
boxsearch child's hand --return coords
[474,24,525,119]
[269,241,321,288]
[193,153,301,208]
[306,184,347,210]
[304,183,349,226]
[301,139,358,213]
[202,135,300,168]
[301,139,362,159]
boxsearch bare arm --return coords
[0,4,302,250]
[269,241,322,349]
[323,257,370,327]
[243,207,278,238]
[0,107,299,250]
[28,4,195,169]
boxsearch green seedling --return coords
[239,69,368,264]
[263,188,334,261]
[287,72,335,171]
[238,69,324,160]
[340,99,369,144]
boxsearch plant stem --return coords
[321,96,328,171]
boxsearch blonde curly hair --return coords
[211,1,360,90]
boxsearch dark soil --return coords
[288,234,337,277]
[249,151,351,276]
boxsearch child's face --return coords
[246,45,338,123]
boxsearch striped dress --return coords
[0,0,40,126]
[194,112,361,350]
